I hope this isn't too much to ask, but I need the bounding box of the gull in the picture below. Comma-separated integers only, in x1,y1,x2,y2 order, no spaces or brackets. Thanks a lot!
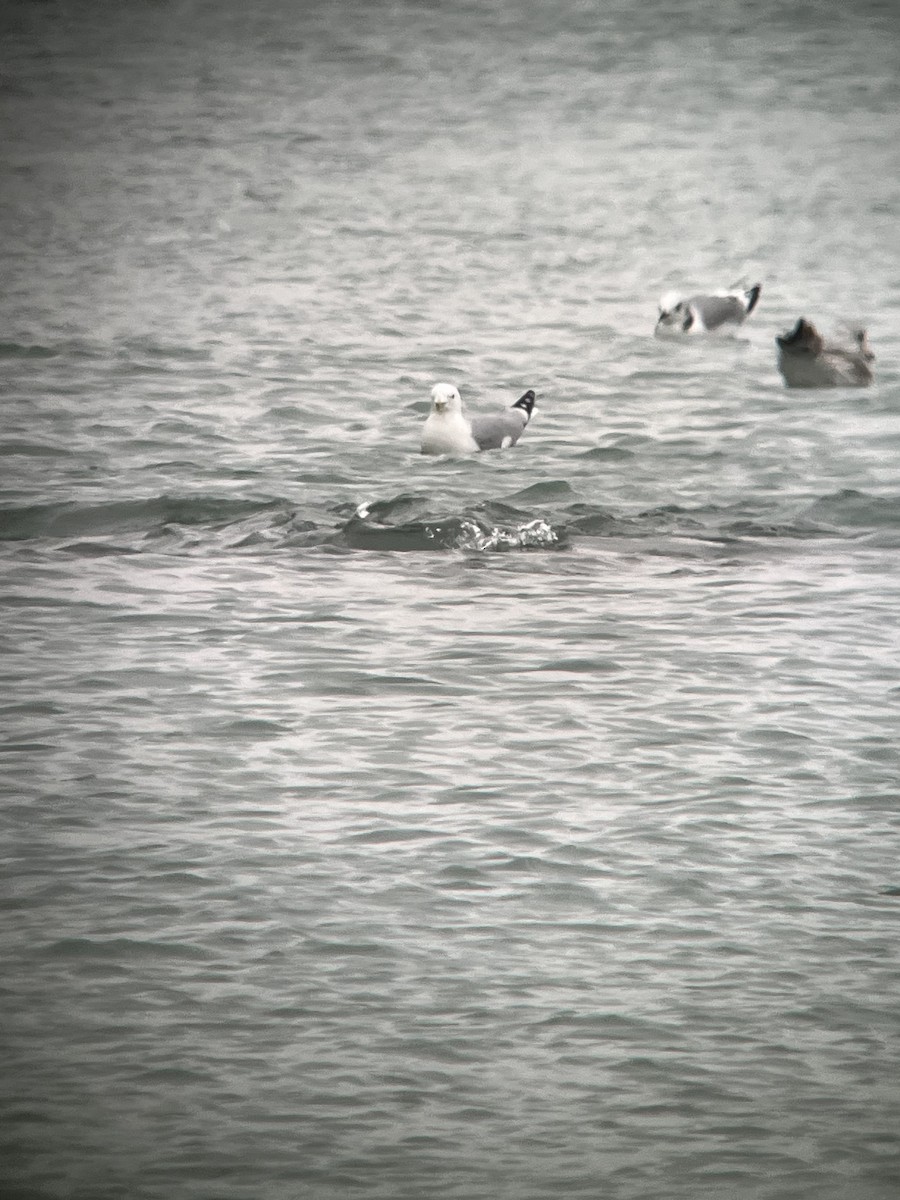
656,282,762,336
421,383,536,455
776,318,874,388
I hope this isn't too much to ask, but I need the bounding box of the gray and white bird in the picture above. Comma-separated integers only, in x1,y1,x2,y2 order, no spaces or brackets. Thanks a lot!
776,318,874,388
655,282,762,336
420,383,536,456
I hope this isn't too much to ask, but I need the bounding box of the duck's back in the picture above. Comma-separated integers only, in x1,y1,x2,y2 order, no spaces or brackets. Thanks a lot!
778,346,873,388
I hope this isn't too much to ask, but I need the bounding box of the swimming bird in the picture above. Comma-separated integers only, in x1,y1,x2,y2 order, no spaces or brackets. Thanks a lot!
656,282,762,336
776,318,874,387
420,383,536,455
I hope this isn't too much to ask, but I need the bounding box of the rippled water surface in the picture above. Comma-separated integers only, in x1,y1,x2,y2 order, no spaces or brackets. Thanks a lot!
2,1,899,1197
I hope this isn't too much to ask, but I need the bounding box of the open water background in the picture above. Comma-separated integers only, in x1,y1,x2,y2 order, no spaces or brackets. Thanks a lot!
1,1,899,1197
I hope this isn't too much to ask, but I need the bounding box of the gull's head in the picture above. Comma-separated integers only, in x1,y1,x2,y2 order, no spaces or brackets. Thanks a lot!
657,291,686,324
656,291,693,334
431,383,462,415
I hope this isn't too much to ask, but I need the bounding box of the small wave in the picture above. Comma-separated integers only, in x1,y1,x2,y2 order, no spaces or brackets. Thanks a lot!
561,497,890,545
0,338,103,360
3,487,895,557
40,936,214,963
0,341,59,359
0,495,289,544
800,489,900,530
113,336,214,370
0,440,74,458
338,493,563,552
576,445,637,462
502,480,575,504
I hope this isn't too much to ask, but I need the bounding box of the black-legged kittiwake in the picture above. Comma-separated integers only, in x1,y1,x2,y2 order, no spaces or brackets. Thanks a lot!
655,282,762,336
776,318,874,388
420,383,536,455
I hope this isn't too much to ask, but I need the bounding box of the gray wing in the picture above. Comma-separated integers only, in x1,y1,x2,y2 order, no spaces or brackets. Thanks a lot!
692,294,748,330
469,409,528,450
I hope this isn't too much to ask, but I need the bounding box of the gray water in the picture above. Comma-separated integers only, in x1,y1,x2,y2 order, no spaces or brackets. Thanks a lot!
2,1,899,1198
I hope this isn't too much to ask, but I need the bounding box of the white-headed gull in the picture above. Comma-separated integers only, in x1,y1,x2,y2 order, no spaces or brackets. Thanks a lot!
421,384,536,455
656,282,762,336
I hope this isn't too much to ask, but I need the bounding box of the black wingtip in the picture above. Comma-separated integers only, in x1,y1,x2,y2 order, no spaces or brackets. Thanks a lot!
746,283,762,315
512,389,536,418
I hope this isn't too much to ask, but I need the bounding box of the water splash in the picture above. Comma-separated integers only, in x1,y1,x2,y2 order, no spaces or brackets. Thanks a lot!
449,517,560,551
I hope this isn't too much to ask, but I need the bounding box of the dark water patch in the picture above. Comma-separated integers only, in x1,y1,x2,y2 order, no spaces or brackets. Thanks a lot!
128,439,211,457
722,518,839,540
359,672,447,693
262,403,306,422
576,444,637,462
73,668,183,692
40,936,215,963
348,826,441,845
114,337,214,366
134,1066,214,1085
236,515,318,548
0,1108,65,1129
539,1010,667,1038
0,594,108,611
503,479,575,504
563,502,620,535
304,668,451,697
800,489,900,531
0,440,73,458
561,498,867,546
0,338,118,362
337,513,458,551
58,540,141,558
564,502,719,543
215,718,292,739
0,341,57,359
435,869,492,892
0,495,289,542
533,656,623,674
144,420,231,443
0,741,56,754
0,699,59,717
305,937,395,958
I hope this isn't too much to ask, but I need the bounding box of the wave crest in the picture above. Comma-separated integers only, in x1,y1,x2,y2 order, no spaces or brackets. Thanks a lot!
338,494,562,552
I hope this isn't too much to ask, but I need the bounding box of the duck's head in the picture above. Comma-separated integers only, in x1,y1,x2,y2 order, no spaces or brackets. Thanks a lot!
777,318,824,357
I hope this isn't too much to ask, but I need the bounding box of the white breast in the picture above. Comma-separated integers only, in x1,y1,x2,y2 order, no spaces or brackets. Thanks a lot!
421,411,479,455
